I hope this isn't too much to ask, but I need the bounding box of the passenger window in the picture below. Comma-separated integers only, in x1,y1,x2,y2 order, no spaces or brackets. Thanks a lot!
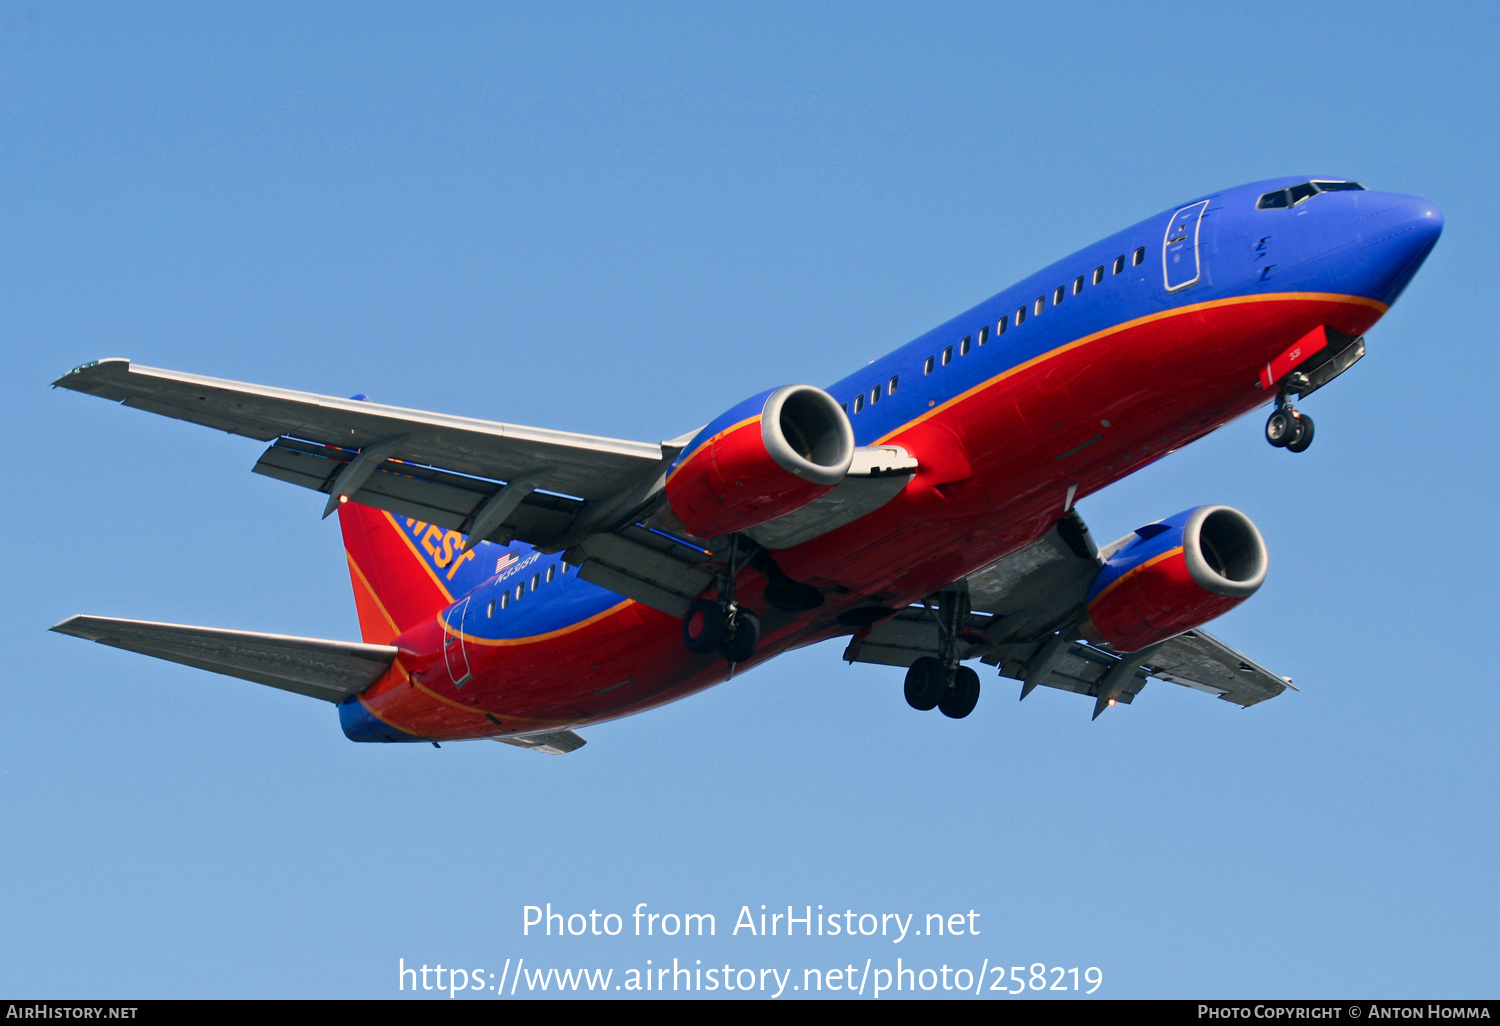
487,599,496,618
500,592,509,610
942,346,953,365
977,325,989,346
871,384,881,404
1132,246,1145,266
1093,266,1104,285
1073,276,1084,295
853,393,864,413
840,402,847,412
1034,296,1045,316
1015,306,1026,326
546,564,556,583
959,335,971,356
888,375,898,394
997,315,1008,335
1112,256,1124,274
923,356,934,375
515,584,524,601
1053,286,1065,306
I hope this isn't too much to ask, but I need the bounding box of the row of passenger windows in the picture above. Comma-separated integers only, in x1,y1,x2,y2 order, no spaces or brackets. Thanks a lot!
916,246,1146,376
838,243,1148,413
842,375,899,414
485,561,566,617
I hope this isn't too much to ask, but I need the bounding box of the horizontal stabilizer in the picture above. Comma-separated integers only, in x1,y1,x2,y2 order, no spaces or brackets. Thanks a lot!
495,730,587,755
51,615,397,703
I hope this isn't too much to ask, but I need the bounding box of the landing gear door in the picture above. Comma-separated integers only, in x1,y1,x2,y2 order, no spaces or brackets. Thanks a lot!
443,597,472,688
1163,200,1210,292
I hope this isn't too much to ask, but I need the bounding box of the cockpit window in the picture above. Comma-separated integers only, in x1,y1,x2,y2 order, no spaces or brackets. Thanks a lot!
1288,182,1318,205
1258,180,1365,210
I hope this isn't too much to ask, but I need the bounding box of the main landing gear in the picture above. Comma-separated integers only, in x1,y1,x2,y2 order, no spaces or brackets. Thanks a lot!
1265,385,1315,453
902,590,982,719
905,659,981,719
681,535,762,665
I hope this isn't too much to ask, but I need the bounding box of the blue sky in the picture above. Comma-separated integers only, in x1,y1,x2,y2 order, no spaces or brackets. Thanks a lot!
2,1,1495,999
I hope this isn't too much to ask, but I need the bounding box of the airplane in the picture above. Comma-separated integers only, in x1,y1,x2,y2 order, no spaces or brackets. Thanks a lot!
50,176,1442,754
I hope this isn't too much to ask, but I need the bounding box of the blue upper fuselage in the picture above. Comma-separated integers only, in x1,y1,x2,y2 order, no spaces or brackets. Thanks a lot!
821,176,1441,447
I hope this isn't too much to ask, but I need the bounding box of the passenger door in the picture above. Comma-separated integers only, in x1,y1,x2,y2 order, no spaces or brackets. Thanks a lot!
443,597,473,688
1163,200,1211,292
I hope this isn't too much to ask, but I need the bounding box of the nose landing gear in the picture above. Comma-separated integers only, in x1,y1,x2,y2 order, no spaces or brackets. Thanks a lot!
1265,384,1315,453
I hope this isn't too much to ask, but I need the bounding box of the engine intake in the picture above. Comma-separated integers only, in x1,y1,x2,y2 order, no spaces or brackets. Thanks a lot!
1084,505,1268,653
664,384,855,540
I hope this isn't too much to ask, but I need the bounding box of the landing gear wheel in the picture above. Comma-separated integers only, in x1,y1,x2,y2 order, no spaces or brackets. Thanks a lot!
1265,408,1296,448
682,599,727,654
939,666,981,719
1286,412,1315,453
719,610,760,663
904,657,947,711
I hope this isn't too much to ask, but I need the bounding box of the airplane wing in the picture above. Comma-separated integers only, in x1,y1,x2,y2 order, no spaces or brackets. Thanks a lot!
53,359,672,552
50,615,398,703
841,510,1292,713
53,358,725,615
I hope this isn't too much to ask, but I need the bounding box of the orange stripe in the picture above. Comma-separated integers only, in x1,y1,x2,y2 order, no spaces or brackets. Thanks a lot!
877,291,1386,445
344,551,402,639
1088,547,1184,609
663,415,761,488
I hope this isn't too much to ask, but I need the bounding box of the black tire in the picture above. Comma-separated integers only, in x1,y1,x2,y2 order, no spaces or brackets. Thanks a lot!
1265,408,1295,447
683,599,727,654
939,665,981,719
1286,412,1315,453
904,657,947,711
719,610,760,663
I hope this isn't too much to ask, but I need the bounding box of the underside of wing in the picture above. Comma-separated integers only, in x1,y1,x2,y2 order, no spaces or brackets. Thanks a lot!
51,615,398,703
54,358,673,550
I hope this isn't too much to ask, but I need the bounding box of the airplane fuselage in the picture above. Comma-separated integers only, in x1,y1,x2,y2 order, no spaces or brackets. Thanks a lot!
339,177,1441,742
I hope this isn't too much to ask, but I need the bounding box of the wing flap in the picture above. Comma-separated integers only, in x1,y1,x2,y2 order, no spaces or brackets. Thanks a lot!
51,615,397,703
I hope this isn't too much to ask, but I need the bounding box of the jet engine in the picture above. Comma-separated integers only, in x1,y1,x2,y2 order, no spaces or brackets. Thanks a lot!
1083,505,1268,653
664,384,855,540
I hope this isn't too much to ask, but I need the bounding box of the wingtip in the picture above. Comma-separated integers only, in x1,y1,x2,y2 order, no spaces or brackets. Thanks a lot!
51,357,130,390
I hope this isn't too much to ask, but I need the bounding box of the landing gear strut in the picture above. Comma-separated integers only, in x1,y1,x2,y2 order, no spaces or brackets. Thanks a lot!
902,591,982,719
681,535,762,665
1265,382,1315,453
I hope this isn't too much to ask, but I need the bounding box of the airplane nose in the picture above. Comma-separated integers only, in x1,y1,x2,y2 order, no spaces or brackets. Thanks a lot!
1358,194,1442,306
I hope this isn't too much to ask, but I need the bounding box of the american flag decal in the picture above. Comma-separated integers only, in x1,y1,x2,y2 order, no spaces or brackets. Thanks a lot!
495,552,521,574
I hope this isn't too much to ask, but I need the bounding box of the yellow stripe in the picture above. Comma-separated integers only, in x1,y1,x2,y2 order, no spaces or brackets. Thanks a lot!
664,415,762,488
876,291,1386,445
381,510,457,603
1088,546,1184,609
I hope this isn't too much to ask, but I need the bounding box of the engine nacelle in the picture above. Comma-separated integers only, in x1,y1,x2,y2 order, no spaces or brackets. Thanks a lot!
1084,505,1268,653
664,384,855,540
